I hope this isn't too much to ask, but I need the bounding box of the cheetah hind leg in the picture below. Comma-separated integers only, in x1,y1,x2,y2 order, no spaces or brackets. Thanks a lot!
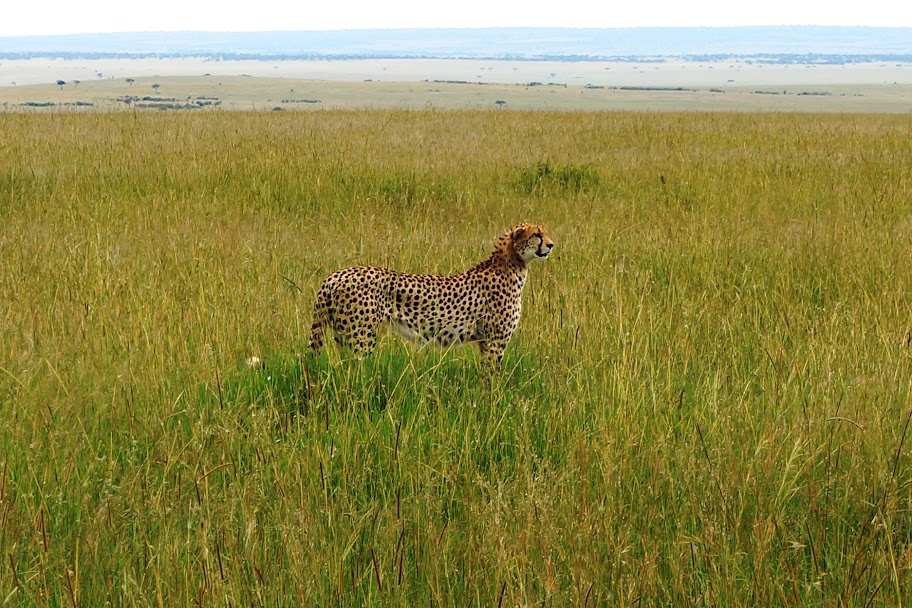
348,324,379,358
477,339,508,375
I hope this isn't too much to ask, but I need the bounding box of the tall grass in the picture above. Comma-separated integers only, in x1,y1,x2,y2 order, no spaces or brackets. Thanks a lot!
1,108,911,605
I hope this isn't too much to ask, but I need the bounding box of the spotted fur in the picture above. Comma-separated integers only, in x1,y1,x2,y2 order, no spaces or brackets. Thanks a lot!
309,223,554,369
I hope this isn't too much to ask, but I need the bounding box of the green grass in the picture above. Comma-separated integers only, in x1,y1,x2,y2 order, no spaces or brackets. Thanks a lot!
1,109,912,605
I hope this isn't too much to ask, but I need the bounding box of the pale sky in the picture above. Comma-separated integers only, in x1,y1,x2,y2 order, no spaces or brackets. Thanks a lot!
3,0,911,37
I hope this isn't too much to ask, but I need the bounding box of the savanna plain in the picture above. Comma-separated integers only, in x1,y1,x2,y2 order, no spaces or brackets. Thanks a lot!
1,107,912,606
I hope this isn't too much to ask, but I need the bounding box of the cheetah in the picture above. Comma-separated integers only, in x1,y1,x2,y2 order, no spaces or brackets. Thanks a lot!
309,223,554,369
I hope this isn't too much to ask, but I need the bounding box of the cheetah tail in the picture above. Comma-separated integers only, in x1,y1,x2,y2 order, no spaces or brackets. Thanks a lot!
309,284,332,353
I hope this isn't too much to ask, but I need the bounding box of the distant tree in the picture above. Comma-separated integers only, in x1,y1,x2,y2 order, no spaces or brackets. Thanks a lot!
72,80,80,88
495,100,506,108
152,83,160,93
126,78,135,87
56,80,65,90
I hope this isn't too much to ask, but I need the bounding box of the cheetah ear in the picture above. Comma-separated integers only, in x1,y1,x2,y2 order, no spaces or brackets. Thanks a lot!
511,226,527,242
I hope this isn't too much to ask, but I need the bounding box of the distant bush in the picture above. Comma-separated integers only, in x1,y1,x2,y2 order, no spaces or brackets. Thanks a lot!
116,95,221,110
615,86,695,92
18,101,95,108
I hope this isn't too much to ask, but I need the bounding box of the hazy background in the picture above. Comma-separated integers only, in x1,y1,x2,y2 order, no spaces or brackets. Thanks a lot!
3,27,912,58
3,0,912,36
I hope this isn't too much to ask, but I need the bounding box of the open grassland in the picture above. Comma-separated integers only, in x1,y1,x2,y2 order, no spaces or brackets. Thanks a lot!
2,74,912,113
2,109,912,605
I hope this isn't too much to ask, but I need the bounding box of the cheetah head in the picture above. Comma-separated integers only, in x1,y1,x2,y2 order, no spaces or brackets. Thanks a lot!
509,223,555,263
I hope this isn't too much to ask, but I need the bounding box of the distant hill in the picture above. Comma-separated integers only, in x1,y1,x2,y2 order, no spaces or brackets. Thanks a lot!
2,27,911,61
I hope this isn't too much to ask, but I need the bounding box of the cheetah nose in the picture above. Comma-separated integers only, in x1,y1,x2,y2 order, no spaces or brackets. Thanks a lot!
546,243,554,250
